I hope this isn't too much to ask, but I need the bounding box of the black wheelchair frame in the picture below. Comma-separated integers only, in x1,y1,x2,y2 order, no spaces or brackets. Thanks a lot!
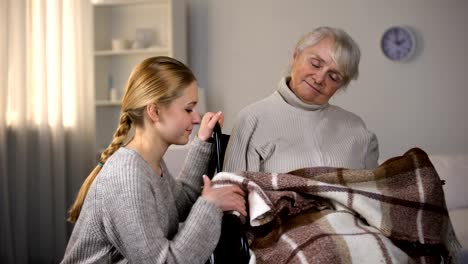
206,123,250,264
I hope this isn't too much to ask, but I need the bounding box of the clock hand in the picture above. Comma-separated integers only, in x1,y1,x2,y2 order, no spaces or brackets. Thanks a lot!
392,29,399,41
391,29,402,45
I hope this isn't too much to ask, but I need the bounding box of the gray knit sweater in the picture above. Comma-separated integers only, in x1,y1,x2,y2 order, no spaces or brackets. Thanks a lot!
223,77,379,173
61,137,222,264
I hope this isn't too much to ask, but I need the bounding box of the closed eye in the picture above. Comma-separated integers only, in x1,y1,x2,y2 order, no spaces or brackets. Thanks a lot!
328,72,343,83
329,74,338,82
185,102,197,113
310,58,321,69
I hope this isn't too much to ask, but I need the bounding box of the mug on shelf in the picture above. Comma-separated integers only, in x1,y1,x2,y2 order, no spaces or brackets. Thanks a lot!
111,39,129,51
134,28,156,49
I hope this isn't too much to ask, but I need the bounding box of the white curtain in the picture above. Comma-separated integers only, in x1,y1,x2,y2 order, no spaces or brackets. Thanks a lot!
0,0,95,262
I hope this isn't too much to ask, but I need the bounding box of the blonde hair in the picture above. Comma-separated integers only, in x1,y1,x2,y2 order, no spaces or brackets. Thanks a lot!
68,56,196,222
294,26,361,88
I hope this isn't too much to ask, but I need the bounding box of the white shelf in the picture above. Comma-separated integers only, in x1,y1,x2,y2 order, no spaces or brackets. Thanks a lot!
94,47,170,56
92,0,167,6
92,0,187,150
96,100,121,106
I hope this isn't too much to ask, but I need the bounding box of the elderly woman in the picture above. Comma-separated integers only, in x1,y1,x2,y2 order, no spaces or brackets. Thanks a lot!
223,26,379,173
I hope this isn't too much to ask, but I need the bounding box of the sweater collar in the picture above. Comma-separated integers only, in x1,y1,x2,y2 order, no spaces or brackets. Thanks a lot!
277,77,329,111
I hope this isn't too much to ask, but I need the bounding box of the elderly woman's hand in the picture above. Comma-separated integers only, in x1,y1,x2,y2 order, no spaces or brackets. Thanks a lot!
197,111,224,141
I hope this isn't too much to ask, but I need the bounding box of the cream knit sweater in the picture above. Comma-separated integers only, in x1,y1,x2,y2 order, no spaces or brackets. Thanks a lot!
223,77,379,173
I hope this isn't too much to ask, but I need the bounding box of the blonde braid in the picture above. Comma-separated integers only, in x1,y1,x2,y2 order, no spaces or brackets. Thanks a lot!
67,112,132,223
99,112,132,164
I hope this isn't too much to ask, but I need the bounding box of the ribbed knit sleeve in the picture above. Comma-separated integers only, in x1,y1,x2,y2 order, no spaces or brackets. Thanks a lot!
101,148,222,264
61,140,223,264
171,136,214,220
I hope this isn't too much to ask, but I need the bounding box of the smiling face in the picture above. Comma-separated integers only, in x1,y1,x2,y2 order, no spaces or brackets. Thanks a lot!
289,37,345,105
156,81,201,145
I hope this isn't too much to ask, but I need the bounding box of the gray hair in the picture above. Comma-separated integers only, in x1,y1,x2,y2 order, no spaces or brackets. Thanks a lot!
293,26,361,88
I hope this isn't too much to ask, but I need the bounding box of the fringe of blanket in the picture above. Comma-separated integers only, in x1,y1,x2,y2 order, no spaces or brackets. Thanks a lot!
445,221,462,264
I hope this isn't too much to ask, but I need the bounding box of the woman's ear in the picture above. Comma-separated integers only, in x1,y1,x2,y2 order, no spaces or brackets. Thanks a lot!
292,49,299,63
146,104,160,123
289,50,298,67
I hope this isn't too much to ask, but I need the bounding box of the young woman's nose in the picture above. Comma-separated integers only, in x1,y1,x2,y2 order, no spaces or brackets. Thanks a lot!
192,110,201,124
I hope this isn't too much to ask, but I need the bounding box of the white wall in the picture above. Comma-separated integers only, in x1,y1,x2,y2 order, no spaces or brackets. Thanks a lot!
188,0,468,160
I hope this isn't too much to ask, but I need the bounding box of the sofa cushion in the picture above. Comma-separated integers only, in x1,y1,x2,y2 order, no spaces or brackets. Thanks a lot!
449,208,468,262
429,155,468,210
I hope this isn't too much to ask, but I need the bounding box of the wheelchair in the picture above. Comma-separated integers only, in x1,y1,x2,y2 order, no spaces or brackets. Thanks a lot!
205,123,250,264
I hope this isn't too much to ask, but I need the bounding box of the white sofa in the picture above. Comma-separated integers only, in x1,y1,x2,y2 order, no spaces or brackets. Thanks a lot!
164,145,191,177
429,155,468,263
164,148,468,262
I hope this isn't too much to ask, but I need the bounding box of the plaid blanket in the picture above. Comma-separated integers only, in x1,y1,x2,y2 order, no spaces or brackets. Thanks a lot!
212,148,461,264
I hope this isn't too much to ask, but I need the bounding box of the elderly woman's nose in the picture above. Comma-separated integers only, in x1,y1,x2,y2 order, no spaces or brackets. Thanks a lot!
313,69,326,84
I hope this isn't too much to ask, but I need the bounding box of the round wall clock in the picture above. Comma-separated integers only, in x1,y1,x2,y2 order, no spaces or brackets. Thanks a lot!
380,26,417,61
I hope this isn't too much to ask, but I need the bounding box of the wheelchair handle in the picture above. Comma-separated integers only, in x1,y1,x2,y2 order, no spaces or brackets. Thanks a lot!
213,122,223,172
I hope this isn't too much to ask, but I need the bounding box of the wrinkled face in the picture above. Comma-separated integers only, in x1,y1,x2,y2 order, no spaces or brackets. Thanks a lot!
290,37,345,105
157,81,201,145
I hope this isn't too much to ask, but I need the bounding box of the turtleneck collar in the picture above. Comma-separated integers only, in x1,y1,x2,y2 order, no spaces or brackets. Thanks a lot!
277,77,329,111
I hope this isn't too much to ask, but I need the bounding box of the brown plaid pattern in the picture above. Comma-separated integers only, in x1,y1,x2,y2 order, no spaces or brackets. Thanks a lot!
212,148,461,264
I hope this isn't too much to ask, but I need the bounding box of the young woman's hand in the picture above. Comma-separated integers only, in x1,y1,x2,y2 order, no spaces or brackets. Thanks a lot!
201,175,247,216
197,111,224,141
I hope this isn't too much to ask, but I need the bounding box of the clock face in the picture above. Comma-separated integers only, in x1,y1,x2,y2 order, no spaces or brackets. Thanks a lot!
381,26,416,61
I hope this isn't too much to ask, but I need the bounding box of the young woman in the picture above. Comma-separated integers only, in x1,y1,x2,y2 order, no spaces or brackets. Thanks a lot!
62,56,246,264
